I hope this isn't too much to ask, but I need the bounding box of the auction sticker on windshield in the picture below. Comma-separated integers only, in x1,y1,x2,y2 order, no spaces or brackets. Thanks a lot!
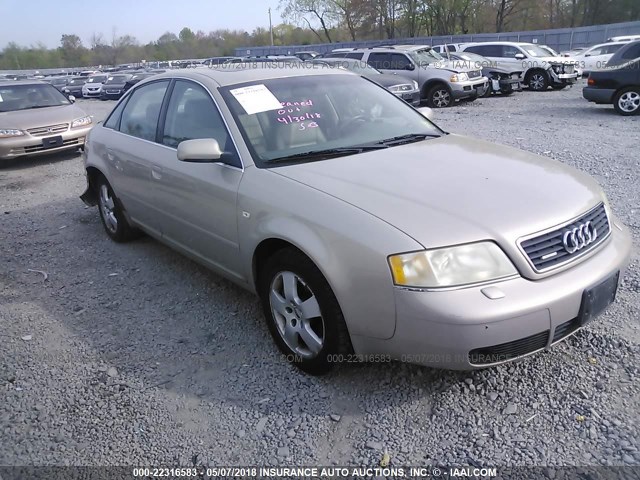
230,84,282,115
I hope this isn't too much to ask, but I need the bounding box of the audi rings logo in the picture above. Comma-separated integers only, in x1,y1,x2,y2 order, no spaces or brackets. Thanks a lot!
562,221,597,254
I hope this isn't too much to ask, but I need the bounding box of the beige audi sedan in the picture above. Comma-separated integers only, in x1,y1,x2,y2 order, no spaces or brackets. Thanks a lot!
80,67,631,374
0,80,93,160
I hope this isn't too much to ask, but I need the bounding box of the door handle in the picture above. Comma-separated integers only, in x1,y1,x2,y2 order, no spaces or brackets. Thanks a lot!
151,164,163,180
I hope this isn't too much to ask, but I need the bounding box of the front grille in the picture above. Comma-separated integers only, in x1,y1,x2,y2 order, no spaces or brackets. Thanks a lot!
519,203,610,272
27,123,69,136
468,70,482,79
469,330,550,365
24,138,79,153
564,64,575,74
106,89,121,94
552,317,580,343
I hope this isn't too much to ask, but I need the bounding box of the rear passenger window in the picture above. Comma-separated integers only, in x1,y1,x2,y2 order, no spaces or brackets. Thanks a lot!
162,80,240,167
502,45,521,58
622,44,640,59
345,52,364,60
466,45,501,57
118,81,169,142
389,54,412,69
367,52,391,69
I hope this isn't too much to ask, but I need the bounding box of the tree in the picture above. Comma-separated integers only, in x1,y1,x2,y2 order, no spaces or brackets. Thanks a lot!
280,0,337,42
179,27,196,42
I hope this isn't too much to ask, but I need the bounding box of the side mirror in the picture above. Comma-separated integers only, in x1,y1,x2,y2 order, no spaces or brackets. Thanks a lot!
404,63,415,71
68,95,76,103
584,53,591,57
514,53,526,60
417,106,434,121
177,138,223,163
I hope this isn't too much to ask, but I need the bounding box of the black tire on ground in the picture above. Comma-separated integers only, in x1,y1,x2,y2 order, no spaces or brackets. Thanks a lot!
527,70,550,91
95,175,141,242
426,84,452,108
258,247,353,375
613,87,640,116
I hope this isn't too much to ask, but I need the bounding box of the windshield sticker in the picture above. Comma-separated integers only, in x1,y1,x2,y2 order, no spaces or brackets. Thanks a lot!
276,99,322,128
0,93,3,102
230,84,282,115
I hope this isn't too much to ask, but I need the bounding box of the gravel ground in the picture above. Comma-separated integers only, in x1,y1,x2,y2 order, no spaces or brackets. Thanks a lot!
1,83,638,471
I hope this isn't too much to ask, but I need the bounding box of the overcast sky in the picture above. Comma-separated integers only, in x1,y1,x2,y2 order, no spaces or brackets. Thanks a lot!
1,0,283,49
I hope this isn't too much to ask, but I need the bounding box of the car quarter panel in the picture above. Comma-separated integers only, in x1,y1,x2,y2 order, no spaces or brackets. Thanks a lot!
237,167,423,340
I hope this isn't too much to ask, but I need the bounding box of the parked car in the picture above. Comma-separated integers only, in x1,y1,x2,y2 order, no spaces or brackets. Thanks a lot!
331,45,487,108
79,68,631,374
569,42,627,74
310,58,421,106
294,51,320,61
0,81,93,160
461,42,579,91
203,56,235,66
99,74,134,100
607,35,640,43
62,77,88,98
431,43,466,54
583,41,640,115
561,47,587,57
43,76,70,92
538,45,560,57
123,73,158,93
447,51,523,96
82,75,108,98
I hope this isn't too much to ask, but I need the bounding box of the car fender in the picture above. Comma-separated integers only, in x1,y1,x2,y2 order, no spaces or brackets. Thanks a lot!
237,168,423,340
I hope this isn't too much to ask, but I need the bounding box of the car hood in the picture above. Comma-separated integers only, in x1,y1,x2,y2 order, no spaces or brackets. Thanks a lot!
367,73,416,88
0,104,88,129
537,55,579,65
272,134,603,255
84,82,104,88
103,82,127,88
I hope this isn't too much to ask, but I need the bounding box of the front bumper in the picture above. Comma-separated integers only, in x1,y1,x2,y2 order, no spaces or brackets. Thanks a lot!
0,125,92,160
83,89,102,98
100,89,123,100
394,89,421,106
498,77,522,93
583,86,616,104
351,219,632,369
550,69,580,85
451,77,488,100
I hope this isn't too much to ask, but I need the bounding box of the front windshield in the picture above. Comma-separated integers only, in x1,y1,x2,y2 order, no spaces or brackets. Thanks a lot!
220,74,441,167
48,78,67,86
86,76,107,84
105,75,130,84
408,48,443,65
0,83,71,112
68,78,86,85
523,45,555,57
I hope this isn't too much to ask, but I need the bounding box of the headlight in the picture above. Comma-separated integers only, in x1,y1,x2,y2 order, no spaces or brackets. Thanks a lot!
450,72,469,82
71,116,92,128
388,242,517,288
0,129,25,138
388,84,409,93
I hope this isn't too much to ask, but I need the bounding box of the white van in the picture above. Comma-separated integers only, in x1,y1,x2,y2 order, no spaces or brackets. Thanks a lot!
607,35,640,43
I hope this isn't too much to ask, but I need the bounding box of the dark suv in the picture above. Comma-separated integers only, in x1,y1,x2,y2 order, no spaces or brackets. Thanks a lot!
583,41,640,116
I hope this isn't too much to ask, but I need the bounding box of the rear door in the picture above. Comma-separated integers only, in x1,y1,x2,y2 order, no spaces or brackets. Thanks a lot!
100,80,170,234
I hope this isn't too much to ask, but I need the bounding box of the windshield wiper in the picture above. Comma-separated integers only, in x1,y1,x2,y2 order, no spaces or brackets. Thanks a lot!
375,133,440,146
268,145,387,164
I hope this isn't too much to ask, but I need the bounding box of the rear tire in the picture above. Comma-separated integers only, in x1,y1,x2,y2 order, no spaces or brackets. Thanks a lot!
613,87,640,116
258,248,352,375
96,175,140,242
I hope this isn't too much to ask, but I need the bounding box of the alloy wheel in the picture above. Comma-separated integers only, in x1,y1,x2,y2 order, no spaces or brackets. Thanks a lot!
269,271,325,359
618,91,640,113
530,74,546,90
432,89,451,108
99,184,118,234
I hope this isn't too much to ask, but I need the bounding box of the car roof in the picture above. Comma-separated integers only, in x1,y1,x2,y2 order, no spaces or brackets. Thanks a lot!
0,80,48,87
586,41,628,48
145,65,352,88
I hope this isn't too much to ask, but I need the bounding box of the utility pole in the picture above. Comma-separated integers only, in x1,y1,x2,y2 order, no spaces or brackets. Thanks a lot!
269,8,274,46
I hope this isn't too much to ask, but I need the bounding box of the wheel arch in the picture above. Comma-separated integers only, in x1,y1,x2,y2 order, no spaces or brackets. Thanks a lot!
421,79,451,99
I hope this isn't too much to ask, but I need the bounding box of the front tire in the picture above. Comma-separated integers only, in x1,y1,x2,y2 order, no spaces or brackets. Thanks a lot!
258,248,352,375
527,70,549,91
426,85,452,108
96,175,140,242
613,87,640,116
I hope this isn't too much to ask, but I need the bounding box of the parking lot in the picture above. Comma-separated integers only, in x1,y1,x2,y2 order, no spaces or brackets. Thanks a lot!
1,82,638,468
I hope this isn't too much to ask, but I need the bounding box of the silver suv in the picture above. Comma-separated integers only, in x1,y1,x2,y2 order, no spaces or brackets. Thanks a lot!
461,42,579,91
327,45,488,108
